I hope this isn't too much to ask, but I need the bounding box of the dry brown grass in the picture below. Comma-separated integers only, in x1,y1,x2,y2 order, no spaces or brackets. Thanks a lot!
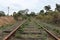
0,16,16,26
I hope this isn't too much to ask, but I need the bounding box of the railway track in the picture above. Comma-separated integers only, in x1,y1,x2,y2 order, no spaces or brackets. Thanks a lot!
2,19,60,40
37,21,60,39
34,20,60,40
2,20,27,40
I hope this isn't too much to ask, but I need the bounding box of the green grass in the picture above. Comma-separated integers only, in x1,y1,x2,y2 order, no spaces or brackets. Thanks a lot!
0,24,13,30
15,21,29,38
53,28,60,34
15,32,22,38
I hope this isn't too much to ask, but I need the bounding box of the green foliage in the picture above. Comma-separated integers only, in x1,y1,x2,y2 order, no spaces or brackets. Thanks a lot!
22,15,27,19
18,28,24,33
36,14,53,23
56,4,60,12
15,32,22,38
0,24,13,30
39,10,44,14
15,34,21,38
12,4,60,24
44,5,51,12
0,11,5,16
30,12,36,16
13,9,29,21
36,9,60,24
53,29,60,34
13,12,18,20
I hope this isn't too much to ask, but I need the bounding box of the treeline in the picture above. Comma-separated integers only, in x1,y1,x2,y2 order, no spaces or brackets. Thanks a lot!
36,4,60,24
13,9,29,20
1,3,60,24
13,9,37,21
13,4,60,24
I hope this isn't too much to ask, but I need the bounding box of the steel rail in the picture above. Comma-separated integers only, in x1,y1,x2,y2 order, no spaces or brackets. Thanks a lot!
3,20,27,40
34,21,60,40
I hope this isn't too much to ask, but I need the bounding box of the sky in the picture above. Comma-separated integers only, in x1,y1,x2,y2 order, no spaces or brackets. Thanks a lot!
0,0,60,15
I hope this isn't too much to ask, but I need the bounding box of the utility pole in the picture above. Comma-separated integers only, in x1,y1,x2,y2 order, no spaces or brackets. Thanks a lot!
7,7,9,16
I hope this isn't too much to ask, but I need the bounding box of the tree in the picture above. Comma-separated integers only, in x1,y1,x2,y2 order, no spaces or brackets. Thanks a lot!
56,4,60,12
0,11,5,16
17,10,22,16
25,9,29,14
17,9,29,16
44,5,51,12
13,12,18,20
30,12,36,16
13,12,16,16
39,10,44,14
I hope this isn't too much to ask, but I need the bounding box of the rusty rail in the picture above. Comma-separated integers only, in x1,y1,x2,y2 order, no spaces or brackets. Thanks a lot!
3,20,27,40
34,21,60,40
43,27,60,40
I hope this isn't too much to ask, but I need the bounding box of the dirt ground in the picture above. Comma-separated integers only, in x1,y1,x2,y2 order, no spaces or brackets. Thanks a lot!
0,16,16,26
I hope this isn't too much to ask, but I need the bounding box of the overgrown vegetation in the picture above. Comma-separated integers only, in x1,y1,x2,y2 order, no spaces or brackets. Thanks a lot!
12,3,60,26
0,24,13,30
15,21,29,38
36,4,60,25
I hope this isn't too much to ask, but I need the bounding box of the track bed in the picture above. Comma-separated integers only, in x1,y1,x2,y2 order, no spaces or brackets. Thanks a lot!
8,20,56,40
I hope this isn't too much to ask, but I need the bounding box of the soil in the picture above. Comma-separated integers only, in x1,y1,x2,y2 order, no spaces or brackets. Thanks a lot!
0,16,16,26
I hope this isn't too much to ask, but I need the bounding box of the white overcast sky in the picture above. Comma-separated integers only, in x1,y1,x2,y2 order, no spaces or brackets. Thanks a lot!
0,0,60,15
